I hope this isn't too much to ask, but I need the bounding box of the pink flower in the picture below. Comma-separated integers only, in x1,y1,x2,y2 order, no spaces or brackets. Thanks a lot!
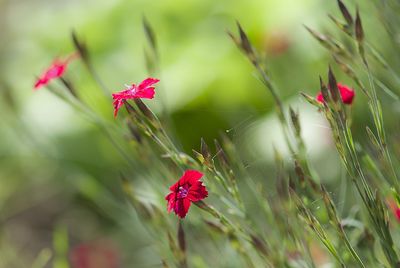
34,53,78,90
316,83,355,105
111,78,159,117
165,170,208,219
69,241,119,268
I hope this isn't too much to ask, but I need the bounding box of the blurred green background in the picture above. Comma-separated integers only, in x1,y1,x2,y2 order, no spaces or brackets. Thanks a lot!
1,0,399,267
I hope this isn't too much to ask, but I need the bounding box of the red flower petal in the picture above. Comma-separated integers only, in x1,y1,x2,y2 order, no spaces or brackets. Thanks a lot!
165,169,207,219
112,99,124,118
168,170,203,191
69,241,119,268
188,181,208,202
388,198,400,223
337,83,355,104
174,198,191,218
396,208,400,222
34,53,78,90
111,78,159,117
315,83,355,105
165,192,176,213
180,170,204,185
133,86,155,99
316,92,324,103
137,78,160,90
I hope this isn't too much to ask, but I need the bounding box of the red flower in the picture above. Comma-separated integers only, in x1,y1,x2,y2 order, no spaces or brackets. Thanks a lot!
69,241,119,268
111,78,159,117
388,198,400,223
316,83,355,105
34,53,78,90
165,170,208,218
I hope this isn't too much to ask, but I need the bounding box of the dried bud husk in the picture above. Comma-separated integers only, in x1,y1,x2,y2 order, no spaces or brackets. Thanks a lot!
127,120,143,144
201,138,211,160
71,30,89,61
59,77,78,98
355,9,364,44
161,260,170,268
178,221,186,253
250,234,269,257
356,228,375,250
237,22,254,57
134,99,160,128
124,100,138,117
294,160,306,188
194,201,220,219
274,147,288,198
288,174,296,191
333,55,356,80
328,66,340,103
289,107,301,137
204,220,227,234
167,231,180,262
366,127,380,150
328,14,349,34
337,0,353,26
142,16,157,52
200,138,213,169
304,26,332,50
304,26,347,56
320,76,330,105
214,139,229,168
0,83,16,111
227,30,241,47
321,185,340,226
300,92,321,107
192,149,205,165
144,48,157,74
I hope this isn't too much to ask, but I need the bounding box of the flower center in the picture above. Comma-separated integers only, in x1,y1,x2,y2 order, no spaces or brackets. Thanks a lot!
177,186,189,198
